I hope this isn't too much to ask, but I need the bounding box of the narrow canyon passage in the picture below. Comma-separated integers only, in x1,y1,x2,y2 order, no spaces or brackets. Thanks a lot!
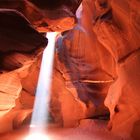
0,0,140,140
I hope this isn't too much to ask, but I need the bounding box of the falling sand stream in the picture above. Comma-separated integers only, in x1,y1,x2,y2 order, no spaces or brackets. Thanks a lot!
25,32,58,140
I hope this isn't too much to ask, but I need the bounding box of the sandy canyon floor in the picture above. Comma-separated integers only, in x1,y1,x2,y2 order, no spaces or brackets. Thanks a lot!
0,120,124,140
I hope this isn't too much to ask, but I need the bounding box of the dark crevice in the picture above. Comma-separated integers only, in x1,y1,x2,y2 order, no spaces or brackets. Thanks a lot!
118,47,140,64
87,113,110,120
95,9,112,23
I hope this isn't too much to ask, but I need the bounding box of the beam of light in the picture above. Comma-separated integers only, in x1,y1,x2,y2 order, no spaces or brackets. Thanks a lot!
30,32,58,129
24,33,59,140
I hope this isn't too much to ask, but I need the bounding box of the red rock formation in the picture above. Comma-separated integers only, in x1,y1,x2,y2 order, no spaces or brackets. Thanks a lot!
0,9,47,53
0,0,140,140
50,0,116,127
51,0,140,138
92,0,140,139
0,0,81,32
0,9,47,71
0,0,82,133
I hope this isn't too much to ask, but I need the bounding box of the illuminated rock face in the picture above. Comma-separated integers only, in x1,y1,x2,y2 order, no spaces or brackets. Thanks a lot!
51,2,116,126
0,5,45,133
0,53,41,133
52,0,140,138
92,0,140,139
0,0,81,32
0,0,140,139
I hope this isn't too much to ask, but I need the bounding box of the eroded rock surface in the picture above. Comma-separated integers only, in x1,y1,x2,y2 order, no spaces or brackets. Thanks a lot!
0,0,82,133
50,0,116,127
51,0,140,138
0,0,140,140
0,53,41,133
0,0,81,32
0,9,47,53
92,0,140,139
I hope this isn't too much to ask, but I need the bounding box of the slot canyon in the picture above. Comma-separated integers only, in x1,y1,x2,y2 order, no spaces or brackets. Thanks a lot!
0,0,140,140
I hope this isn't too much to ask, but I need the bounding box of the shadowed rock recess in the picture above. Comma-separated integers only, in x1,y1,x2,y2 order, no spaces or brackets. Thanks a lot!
0,0,140,140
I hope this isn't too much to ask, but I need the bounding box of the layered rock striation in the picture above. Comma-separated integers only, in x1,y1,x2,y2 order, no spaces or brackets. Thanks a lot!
0,0,140,140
